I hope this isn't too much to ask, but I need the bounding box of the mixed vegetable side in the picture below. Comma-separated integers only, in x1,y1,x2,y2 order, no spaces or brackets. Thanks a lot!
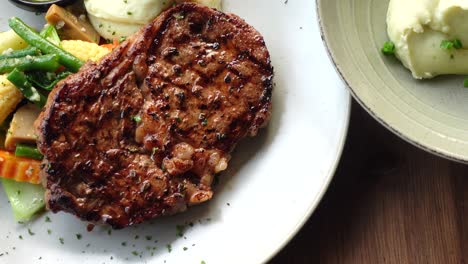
0,4,112,221
1,0,221,222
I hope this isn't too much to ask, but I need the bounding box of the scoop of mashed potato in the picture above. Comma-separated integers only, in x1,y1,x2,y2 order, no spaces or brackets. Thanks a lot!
85,0,222,40
84,0,174,40
387,0,468,79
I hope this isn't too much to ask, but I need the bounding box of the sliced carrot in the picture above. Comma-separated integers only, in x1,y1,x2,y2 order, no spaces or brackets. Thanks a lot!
0,150,41,184
101,39,119,51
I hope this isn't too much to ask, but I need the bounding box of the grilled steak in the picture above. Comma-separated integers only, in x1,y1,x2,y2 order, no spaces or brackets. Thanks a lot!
36,3,273,229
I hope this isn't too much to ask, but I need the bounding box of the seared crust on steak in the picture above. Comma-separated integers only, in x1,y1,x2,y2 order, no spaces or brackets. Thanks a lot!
36,3,273,229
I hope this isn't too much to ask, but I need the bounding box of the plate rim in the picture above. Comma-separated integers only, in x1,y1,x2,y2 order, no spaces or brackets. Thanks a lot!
316,0,468,164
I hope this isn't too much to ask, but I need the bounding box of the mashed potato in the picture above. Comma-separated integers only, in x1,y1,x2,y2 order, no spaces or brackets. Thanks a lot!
387,0,468,79
85,0,222,40
84,0,174,40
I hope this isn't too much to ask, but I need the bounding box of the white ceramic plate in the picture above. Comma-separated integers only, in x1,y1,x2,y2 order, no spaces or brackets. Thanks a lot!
0,1,350,263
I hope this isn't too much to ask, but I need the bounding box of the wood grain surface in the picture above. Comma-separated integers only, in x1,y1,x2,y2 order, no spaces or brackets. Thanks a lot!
270,100,468,264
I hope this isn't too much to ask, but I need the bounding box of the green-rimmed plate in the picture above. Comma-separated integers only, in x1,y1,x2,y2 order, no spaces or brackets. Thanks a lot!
318,0,468,162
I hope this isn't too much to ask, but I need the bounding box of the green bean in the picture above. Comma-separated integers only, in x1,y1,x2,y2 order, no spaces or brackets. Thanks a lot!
0,46,41,60
0,54,60,74
27,70,71,91
7,69,47,108
40,24,60,47
9,17,83,72
15,144,43,160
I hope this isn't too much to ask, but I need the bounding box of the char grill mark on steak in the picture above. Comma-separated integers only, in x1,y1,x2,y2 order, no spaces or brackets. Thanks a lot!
36,3,273,229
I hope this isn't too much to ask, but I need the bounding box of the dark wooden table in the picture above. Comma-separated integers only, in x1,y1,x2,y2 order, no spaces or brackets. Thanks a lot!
270,100,468,264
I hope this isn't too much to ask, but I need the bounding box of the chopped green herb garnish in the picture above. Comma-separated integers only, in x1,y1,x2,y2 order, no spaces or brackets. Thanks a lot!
381,41,395,55
132,251,139,256
18,235,23,240
201,261,206,264
45,216,51,222
146,235,152,241
76,234,82,240
28,228,35,236
59,237,64,244
183,247,188,251
173,13,185,20
441,39,463,50
464,77,468,88
47,229,52,235
108,229,112,235
166,244,172,253
441,40,454,50
176,224,186,237
132,116,142,123
121,242,127,246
